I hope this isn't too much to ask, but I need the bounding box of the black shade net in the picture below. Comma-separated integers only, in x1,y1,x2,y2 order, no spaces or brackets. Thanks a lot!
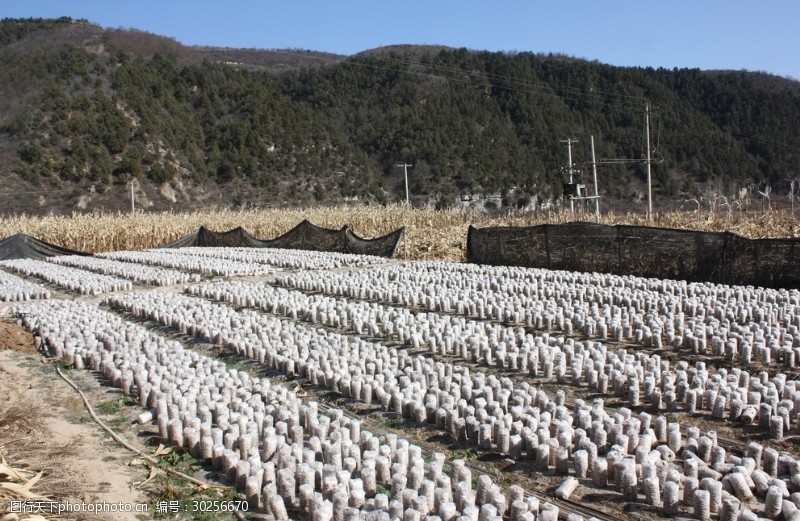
161,220,404,258
162,226,267,248
0,233,91,261
467,222,800,289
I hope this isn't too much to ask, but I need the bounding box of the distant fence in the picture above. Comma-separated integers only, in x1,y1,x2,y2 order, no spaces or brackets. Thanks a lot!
466,222,800,289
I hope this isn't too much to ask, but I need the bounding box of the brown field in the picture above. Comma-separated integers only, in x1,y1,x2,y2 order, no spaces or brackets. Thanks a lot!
1,205,798,261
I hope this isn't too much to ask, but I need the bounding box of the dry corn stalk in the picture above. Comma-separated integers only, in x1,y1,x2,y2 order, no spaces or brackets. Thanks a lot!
0,205,797,261
0,464,46,499
0,453,50,521
0,391,69,521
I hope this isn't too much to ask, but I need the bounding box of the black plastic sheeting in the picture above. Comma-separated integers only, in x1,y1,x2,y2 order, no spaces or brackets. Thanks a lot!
467,222,800,289
0,233,91,261
161,220,404,258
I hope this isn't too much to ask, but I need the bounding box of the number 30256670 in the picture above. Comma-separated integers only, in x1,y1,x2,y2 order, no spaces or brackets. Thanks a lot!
190,500,249,513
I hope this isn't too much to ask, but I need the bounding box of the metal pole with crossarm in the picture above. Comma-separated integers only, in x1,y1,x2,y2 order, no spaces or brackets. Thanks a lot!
397,163,412,205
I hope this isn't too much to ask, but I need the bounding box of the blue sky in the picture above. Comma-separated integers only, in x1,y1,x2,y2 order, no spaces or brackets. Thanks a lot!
3,1,798,80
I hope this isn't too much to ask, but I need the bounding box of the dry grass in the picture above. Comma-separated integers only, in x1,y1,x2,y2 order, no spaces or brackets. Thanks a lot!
0,205,798,261
0,397,77,518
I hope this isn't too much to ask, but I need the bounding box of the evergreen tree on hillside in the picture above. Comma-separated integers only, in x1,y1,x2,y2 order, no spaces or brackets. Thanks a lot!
0,17,798,210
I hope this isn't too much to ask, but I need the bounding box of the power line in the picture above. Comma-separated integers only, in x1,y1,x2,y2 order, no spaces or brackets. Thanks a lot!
0,188,84,194
338,52,646,109
33,17,799,152
302,51,798,159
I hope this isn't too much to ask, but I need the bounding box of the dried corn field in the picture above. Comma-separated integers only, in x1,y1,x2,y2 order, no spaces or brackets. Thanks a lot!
1,206,798,261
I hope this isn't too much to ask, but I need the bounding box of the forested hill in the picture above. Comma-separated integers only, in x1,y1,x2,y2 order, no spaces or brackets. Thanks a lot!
1,17,799,214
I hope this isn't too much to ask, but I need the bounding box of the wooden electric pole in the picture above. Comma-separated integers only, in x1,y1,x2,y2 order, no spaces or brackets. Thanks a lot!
397,163,412,205
590,135,600,223
645,101,653,220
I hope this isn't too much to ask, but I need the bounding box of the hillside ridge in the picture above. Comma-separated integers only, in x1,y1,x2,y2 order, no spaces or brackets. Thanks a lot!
0,17,798,215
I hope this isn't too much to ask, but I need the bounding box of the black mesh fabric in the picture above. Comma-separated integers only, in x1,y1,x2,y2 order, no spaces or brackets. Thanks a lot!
725,234,800,288
466,225,549,268
161,220,404,258
617,225,727,282
0,233,91,260
344,227,405,257
260,220,347,252
545,223,619,274
162,226,265,248
467,222,800,289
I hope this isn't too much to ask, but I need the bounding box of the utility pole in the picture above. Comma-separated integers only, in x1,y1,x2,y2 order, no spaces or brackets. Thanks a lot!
131,183,135,214
397,163,412,205
560,139,579,212
590,135,600,223
645,101,653,220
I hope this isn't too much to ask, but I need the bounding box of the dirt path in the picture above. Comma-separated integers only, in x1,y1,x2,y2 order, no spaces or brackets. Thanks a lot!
0,319,152,521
